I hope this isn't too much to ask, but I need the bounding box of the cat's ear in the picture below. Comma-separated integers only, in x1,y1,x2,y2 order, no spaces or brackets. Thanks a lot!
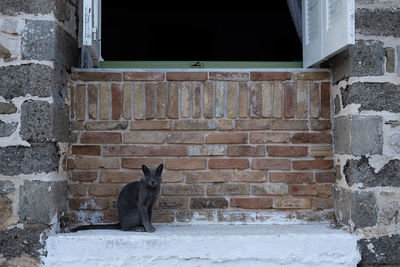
142,165,150,176
156,164,163,176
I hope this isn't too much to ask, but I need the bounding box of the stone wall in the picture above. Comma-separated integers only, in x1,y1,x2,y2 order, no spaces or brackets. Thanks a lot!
330,0,400,265
68,70,334,225
0,0,78,264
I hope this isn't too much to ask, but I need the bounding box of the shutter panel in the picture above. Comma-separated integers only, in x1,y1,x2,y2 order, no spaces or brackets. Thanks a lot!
83,0,102,66
302,0,355,67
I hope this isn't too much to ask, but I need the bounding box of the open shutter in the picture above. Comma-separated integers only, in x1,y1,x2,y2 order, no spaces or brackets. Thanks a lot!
302,0,355,67
83,0,102,66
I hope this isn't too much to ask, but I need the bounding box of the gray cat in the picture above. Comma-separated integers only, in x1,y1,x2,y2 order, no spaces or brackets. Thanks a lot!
71,164,163,232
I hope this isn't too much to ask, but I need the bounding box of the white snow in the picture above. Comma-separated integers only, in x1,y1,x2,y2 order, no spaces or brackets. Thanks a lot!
42,223,360,267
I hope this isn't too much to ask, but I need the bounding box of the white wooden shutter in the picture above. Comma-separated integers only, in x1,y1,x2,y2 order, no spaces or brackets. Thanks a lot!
83,0,102,65
302,0,355,67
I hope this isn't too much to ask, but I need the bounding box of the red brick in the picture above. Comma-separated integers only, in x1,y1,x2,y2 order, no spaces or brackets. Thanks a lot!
123,72,165,81
89,184,118,196
87,84,98,119
100,171,142,183
292,133,332,144
271,119,308,130
231,198,273,209
167,82,179,118
145,83,155,119
273,197,311,209
227,145,265,156
166,72,207,81
121,158,163,169
75,158,120,170
162,184,204,196
175,120,217,130
203,81,214,119
85,121,128,131
209,159,250,170
69,198,109,210
68,184,88,197
144,146,187,156
206,133,247,144
124,132,167,144
165,159,206,170
186,171,230,183
162,171,185,183
250,72,292,81
102,145,145,156
250,132,290,143
75,84,86,120
111,84,121,120
267,146,308,157
192,82,202,118
320,82,330,119
295,72,330,80
167,132,204,144
310,120,331,131
284,82,296,118
315,172,336,183
250,82,262,117
156,82,167,119
310,83,320,118
291,184,332,197
71,145,101,156
234,119,270,130
190,198,228,209
71,171,98,182
80,132,122,144
293,160,333,170
157,198,188,210
218,120,233,131
231,172,267,182
252,159,290,170
206,184,250,195
72,72,122,81
209,72,249,81
270,172,313,184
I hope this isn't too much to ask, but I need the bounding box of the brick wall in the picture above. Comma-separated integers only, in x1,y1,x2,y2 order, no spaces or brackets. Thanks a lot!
68,70,333,224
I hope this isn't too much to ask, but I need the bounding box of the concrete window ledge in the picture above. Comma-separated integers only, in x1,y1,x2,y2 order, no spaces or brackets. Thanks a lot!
42,224,360,267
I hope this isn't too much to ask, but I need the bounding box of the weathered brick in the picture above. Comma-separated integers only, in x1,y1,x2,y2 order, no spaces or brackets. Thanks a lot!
85,121,128,131
227,82,237,118
80,132,121,144
291,184,332,197
272,82,283,117
227,145,265,157
186,171,230,183
315,172,335,183
310,146,332,158
310,120,331,131
250,82,262,117
296,82,308,118
309,83,320,118
208,159,250,170
157,198,188,210
209,72,249,81
100,171,142,183
267,146,308,157
206,184,250,196
234,119,270,130
270,172,313,184
69,198,109,211
238,82,248,118
71,145,101,156
69,184,88,197
122,83,132,119
167,132,204,144
206,133,247,144
252,183,288,195
121,158,163,169
188,145,225,156
231,198,273,209
203,81,214,119
295,72,330,80
252,159,290,170
271,119,308,130
292,133,332,144
215,82,225,118
71,171,98,182
111,83,121,120
89,184,118,196
75,158,119,170
261,81,273,117
99,83,110,120
273,197,311,209
130,120,171,130
102,145,145,157
162,184,204,196
284,82,296,118
123,72,164,81
75,84,86,120
72,72,122,81
218,120,233,131
231,171,267,183
292,160,333,170
250,132,290,143
190,198,228,209
124,132,167,144
144,146,187,156
250,72,292,81
180,82,190,118
176,211,213,222
166,72,207,81
175,120,217,130
145,83,155,119
134,83,144,119
320,82,330,119
192,81,202,118
165,159,206,170
87,84,98,119
156,82,167,119
152,211,174,223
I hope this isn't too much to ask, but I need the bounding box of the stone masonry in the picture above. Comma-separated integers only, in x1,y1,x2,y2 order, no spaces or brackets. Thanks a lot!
68,70,334,224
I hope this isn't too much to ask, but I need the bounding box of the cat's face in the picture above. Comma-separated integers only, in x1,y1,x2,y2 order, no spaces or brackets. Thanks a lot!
142,164,163,188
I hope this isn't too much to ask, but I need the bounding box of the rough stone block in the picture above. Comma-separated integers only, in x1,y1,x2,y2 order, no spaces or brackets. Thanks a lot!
385,47,395,73
19,180,67,225
351,116,382,155
356,8,400,37
20,100,52,142
0,102,17,114
0,144,59,176
0,180,15,195
0,121,17,137
0,0,55,15
352,191,378,229
0,17,25,34
358,234,400,266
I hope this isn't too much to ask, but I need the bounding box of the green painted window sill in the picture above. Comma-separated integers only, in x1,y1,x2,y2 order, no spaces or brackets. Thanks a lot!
99,61,303,69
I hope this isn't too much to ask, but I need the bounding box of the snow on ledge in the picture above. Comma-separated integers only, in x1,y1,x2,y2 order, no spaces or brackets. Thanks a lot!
42,224,360,267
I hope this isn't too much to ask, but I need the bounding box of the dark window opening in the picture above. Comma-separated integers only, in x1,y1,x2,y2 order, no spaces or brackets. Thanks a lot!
101,2,302,62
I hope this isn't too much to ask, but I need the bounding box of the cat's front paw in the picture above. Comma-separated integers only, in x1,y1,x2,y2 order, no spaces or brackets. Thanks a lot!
146,225,156,232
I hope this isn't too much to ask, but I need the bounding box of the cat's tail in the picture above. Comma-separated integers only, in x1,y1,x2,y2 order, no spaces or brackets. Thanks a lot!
69,223,121,232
